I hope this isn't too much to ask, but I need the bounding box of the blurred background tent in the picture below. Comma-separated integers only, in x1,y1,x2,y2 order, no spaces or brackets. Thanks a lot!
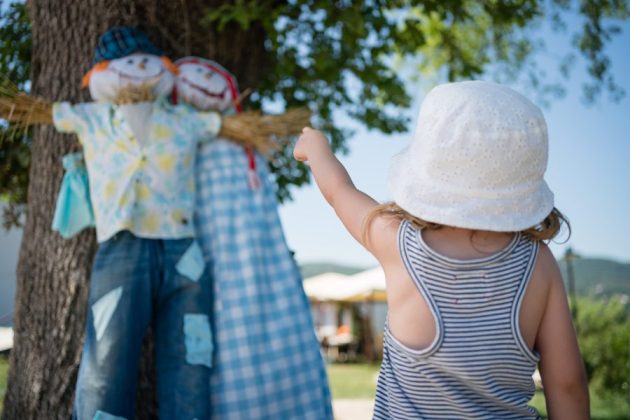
305,268,387,362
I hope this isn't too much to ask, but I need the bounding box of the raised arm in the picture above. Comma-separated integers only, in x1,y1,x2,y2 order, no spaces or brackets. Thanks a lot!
293,127,399,264
535,248,589,419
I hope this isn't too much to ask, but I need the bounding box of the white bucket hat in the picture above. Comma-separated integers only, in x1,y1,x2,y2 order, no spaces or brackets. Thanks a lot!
388,80,554,232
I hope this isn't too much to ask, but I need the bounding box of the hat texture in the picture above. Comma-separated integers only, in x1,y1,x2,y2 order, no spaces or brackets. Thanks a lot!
388,80,554,232
93,26,163,64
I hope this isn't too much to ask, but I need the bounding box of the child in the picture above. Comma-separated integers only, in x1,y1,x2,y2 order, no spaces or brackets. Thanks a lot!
294,81,589,419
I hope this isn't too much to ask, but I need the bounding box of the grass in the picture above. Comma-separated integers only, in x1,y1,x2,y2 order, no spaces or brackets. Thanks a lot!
530,389,630,420
0,358,627,418
326,363,630,419
326,362,381,399
0,355,8,412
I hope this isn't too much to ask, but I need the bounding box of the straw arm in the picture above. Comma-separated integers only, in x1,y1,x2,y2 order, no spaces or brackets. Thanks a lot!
0,95,53,127
219,108,311,155
0,88,311,155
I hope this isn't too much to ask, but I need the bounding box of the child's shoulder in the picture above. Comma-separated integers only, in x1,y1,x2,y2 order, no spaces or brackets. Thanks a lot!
368,215,405,271
523,241,561,302
533,242,562,282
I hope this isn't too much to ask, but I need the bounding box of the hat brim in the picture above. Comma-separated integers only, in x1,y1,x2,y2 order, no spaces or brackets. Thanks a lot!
387,147,555,232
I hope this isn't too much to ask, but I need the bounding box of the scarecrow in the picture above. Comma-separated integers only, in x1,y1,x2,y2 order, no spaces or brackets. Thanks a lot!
175,56,334,419
61,26,216,420
0,27,308,420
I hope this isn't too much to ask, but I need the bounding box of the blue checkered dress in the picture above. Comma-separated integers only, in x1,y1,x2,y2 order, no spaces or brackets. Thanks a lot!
195,139,333,419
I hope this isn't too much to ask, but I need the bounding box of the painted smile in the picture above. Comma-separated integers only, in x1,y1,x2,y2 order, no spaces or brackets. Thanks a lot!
112,68,165,82
180,76,228,100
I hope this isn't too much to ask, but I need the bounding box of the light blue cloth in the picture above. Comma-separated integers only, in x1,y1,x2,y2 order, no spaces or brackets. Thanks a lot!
93,410,127,420
195,139,333,419
183,313,213,368
176,241,205,282
91,286,123,341
52,152,95,239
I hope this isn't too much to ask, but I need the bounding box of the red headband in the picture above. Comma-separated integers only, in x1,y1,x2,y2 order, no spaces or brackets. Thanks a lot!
175,58,242,113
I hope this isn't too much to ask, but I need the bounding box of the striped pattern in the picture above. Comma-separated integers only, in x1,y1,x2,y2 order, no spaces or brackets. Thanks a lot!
374,221,541,419
195,139,333,419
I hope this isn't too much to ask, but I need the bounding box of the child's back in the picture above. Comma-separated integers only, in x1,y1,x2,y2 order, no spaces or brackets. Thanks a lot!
374,221,548,418
294,80,588,419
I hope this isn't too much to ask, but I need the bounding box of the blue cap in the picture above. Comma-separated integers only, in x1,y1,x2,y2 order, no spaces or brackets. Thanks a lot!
93,26,163,64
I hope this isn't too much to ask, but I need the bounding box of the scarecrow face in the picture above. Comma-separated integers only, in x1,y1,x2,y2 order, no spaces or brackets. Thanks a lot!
109,53,165,81
176,61,234,112
88,53,176,102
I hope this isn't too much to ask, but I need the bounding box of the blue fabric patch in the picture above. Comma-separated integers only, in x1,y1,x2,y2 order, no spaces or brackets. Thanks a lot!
92,286,123,341
183,314,212,368
176,241,205,282
93,410,127,420
52,152,95,239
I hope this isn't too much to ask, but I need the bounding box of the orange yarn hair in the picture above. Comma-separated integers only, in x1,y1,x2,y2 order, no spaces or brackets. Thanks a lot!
81,61,110,88
160,56,180,76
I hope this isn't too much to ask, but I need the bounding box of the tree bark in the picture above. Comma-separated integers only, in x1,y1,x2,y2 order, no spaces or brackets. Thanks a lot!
3,2,268,418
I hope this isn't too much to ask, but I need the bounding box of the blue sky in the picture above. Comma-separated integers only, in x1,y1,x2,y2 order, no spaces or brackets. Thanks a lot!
279,17,630,268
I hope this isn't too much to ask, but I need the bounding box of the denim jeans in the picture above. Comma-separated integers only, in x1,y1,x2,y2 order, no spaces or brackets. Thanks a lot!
73,231,212,420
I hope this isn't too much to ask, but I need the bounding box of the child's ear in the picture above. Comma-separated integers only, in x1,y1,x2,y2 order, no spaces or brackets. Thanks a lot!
82,61,110,88
161,57,180,75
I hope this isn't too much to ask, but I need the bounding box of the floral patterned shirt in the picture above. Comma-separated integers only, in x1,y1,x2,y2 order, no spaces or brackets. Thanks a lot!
53,98,220,242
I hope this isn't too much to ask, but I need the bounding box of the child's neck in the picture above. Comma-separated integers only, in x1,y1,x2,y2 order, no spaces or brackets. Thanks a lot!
421,226,515,261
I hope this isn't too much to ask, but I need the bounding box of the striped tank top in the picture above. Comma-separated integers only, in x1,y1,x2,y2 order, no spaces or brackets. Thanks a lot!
374,221,541,419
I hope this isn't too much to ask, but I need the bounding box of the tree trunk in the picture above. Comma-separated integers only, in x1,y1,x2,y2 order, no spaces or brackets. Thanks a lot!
3,2,268,418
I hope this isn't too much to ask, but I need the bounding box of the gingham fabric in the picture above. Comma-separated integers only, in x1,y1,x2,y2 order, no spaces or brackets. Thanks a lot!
93,26,163,64
195,139,333,419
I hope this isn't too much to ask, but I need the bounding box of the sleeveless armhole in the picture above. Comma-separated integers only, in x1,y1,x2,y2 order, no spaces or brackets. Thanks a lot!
390,220,444,358
511,239,541,364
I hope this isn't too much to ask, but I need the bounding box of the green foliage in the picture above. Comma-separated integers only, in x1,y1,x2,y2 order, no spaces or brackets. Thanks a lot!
0,1,31,228
530,388,630,419
576,297,630,401
203,0,629,200
572,0,630,102
0,1,629,216
0,1,30,86
203,0,270,31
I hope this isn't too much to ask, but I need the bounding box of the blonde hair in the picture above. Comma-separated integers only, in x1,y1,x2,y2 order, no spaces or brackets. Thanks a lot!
362,202,570,243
